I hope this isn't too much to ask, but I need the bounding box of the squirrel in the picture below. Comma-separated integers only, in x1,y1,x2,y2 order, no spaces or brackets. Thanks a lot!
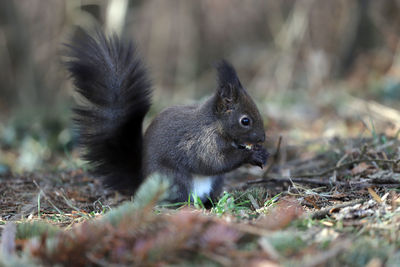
65,30,268,203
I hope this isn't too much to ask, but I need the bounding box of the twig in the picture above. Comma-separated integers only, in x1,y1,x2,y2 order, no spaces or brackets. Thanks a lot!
308,199,365,219
291,158,400,178
247,193,260,210
248,177,339,186
58,189,84,213
331,153,348,183
32,180,63,215
263,136,282,177
247,176,400,190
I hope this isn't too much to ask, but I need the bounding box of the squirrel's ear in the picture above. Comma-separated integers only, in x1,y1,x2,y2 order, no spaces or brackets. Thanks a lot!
216,84,238,112
215,60,242,113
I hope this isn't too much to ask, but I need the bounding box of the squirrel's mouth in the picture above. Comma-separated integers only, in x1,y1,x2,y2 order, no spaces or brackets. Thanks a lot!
238,143,254,150
232,141,257,151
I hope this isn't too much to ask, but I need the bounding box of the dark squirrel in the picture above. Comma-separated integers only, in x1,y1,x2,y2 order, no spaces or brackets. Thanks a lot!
65,30,268,203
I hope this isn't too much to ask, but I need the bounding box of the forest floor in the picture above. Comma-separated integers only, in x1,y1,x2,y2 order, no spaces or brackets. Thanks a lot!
1,95,400,266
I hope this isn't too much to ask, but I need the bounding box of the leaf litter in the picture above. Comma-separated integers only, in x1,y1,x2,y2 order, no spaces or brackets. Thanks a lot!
0,135,399,266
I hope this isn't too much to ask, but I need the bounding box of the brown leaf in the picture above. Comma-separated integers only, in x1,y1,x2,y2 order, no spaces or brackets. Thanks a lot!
351,162,373,175
304,195,321,209
200,223,242,249
257,198,304,230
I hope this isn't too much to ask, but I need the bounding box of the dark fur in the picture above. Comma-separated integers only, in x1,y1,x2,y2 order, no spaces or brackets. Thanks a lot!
66,31,268,202
65,31,151,192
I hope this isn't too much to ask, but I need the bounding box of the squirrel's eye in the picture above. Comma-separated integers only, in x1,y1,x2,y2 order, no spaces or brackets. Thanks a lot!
240,117,250,126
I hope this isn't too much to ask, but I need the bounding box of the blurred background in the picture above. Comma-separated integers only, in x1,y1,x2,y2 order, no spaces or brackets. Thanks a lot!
0,0,400,173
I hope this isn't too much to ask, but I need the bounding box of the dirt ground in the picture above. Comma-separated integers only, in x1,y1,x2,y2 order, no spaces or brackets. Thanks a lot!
1,129,399,266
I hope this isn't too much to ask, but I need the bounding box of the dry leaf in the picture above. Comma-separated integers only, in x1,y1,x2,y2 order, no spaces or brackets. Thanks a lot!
367,187,383,203
351,162,372,175
257,198,303,230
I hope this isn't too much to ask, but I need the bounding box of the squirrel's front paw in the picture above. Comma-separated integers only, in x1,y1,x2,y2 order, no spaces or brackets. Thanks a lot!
248,145,269,169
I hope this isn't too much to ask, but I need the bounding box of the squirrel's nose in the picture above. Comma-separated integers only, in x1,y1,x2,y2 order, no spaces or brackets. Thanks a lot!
251,131,265,143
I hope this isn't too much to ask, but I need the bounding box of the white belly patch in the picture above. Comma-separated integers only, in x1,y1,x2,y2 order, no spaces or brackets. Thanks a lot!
192,175,213,200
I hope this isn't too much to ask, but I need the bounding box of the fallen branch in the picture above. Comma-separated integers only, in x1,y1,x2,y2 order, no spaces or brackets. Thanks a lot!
291,158,400,178
308,199,365,220
247,176,400,190
247,177,338,186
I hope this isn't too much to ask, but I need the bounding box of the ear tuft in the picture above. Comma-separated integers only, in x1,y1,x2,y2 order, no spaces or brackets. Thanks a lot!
214,60,243,113
216,60,242,89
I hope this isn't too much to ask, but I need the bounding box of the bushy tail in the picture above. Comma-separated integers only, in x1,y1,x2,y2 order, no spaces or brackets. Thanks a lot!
65,30,151,193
